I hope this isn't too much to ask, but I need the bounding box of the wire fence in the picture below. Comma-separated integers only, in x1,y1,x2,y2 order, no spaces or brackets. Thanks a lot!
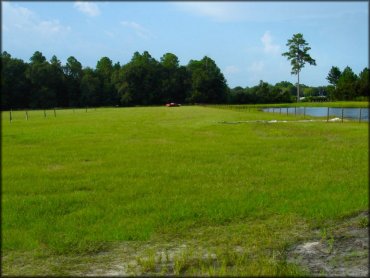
3,105,369,123
4,107,100,123
204,104,369,122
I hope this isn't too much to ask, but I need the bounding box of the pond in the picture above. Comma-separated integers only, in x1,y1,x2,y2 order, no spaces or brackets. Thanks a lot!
262,107,369,122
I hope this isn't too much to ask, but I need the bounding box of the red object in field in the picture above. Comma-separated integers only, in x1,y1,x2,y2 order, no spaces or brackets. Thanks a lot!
166,103,180,107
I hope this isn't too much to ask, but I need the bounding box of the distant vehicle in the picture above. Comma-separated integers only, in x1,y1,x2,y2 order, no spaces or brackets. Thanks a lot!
166,103,181,107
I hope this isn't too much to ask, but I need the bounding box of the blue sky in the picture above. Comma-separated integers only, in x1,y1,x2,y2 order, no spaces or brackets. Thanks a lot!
2,1,368,88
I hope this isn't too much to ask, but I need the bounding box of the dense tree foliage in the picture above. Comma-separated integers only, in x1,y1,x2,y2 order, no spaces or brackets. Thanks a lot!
229,81,296,104
64,56,83,107
326,66,341,88
326,66,368,101
1,52,30,109
26,51,59,108
159,53,190,104
1,50,368,110
80,67,100,107
357,68,369,98
186,57,228,104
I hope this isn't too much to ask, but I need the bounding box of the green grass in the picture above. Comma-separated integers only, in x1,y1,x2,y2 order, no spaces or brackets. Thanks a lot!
2,105,368,275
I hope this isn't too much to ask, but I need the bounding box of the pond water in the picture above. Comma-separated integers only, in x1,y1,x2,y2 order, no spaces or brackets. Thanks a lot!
262,107,369,122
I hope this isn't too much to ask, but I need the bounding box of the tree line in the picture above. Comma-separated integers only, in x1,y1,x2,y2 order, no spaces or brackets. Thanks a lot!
229,64,369,104
1,51,229,110
326,66,369,101
1,50,368,110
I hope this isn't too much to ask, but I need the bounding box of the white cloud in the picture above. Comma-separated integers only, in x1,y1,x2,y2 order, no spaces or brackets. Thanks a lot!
261,31,280,55
173,2,244,22
2,2,70,36
248,61,265,73
247,61,266,83
74,2,100,17
224,65,240,75
121,21,153,39
37,20,70,35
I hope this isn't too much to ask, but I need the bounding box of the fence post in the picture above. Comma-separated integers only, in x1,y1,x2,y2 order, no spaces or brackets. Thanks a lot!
341,108,344,123
303,107,306,119
359,108,362,123
9,109,12,123
326,107,329,122
26,110,29,120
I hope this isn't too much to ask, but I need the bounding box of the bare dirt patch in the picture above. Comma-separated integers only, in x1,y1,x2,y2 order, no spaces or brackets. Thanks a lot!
287,211,369,277
3,213,367,276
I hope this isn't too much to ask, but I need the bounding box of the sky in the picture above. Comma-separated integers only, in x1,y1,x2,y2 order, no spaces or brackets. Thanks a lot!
2,1,368,88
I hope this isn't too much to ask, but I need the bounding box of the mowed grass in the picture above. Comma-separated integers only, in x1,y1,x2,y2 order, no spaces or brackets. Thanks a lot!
2,106,368,275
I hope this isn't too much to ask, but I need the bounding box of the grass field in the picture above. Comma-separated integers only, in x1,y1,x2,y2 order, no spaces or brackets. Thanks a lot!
2,105,368,275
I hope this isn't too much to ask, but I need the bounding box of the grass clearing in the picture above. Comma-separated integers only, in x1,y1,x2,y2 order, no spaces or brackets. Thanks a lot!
2,105,368,275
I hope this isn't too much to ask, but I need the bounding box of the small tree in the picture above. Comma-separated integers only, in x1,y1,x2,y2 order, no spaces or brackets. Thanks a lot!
336,66,358,100
326,66,342,89
282,33,316,102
